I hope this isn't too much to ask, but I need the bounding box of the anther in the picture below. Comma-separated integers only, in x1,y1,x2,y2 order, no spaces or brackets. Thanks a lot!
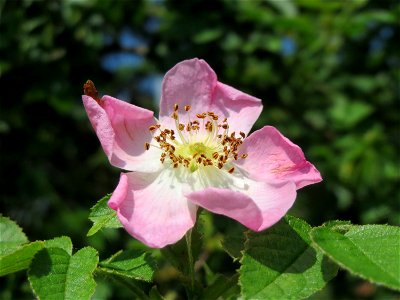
240,131,246,138
174,103,179,111
196,113,206,119
228,167,235,174
212,152,219,159
178,124,185,131
171,112,178,120
241,153,248,159
145,142,150,150
184,105,191,112
149,125,160,131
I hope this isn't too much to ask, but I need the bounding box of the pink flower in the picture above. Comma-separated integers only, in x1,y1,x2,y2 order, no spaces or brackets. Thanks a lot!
83,58,322,248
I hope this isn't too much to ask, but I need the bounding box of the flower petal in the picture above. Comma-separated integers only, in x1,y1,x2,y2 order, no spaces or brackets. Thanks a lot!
210,82,263,135
159,58,217,128
186,174,296,231
236,126,322,189
159,58,262,134
108,170,197,248
83,95,162,172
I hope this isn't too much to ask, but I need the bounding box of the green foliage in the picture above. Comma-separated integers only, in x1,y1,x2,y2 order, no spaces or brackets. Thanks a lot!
311,224,400,290
0,215,29,256
28,247,99,300
44,236,73,255
87,194,122,236
0,216,77,277
239,216,338,299
221,228,246,261
0,242,44,277
98,249,156,282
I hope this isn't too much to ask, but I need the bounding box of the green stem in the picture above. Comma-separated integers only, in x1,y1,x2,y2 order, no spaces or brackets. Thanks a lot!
185,229,196,295
95,268,150,300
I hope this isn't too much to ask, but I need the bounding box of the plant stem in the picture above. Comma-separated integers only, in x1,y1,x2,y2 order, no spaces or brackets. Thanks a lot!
185,229,196,295
95,268,150,300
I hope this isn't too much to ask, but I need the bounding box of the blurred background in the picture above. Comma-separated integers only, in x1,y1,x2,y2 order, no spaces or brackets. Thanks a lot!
0,0,399,299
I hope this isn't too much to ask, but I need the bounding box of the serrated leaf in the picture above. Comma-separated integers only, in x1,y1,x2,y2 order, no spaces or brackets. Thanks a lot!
0,241,44,276
44,236,73,255
311,224,400,290
222,229,246,261
87,194,122,236
29,247,99,300
240,215,338,300
0,236,74,277
0,215,29,256
200,274,239,300
149,286,165,300
99,249,156,282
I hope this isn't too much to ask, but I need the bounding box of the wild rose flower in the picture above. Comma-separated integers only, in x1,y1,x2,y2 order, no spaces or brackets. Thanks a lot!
83,58,322,248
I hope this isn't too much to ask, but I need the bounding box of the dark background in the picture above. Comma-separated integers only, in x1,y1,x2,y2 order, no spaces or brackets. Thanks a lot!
1,0,399,299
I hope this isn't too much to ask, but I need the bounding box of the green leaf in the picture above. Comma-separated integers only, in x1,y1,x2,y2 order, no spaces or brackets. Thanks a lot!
87,194,122,236
28,247,99,300
311,224,400,290
44,236,73,255
222,228,246,261
0,215,29,256
149,286,165,300
99,249,156,282
239,215,338,299
200,274,239,300
0,241,44,276
0,236,73,277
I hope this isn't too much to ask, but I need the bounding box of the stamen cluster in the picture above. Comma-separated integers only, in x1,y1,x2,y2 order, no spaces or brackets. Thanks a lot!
145,104,248,173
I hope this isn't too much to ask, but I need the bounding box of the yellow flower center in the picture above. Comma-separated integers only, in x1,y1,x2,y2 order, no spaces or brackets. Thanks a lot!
145,104,248,173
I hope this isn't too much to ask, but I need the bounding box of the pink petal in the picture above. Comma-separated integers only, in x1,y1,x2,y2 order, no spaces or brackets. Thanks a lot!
108,170,197,248
186,180,296,231
83,95,162,172
210,82,263,135
236,126,322,189
159,58,217,128
159,58,262,134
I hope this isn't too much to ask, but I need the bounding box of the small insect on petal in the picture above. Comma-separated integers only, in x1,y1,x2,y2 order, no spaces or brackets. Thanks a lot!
83,80,101,102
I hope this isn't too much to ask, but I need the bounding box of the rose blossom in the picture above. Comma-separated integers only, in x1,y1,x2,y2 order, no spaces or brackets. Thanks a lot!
83,58,322,248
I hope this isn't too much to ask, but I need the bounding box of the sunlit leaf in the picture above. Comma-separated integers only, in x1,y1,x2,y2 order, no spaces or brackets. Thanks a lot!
0,241,43,276
98,249,156,282
311,224,400,290
28,247,99,300
87,194,122,236
240,216,338,299
0,215,28,256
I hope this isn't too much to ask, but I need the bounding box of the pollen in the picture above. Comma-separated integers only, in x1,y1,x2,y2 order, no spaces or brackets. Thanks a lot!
147,104,248,173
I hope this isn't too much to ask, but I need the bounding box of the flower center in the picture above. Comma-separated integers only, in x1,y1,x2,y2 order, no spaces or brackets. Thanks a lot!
145,104,248,173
